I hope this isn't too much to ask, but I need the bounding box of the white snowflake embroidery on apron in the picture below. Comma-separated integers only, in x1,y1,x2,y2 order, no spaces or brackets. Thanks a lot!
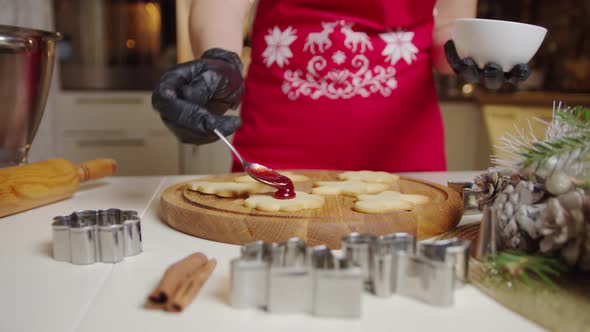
379,30,418,65
261,21,417,100
262,26,297,68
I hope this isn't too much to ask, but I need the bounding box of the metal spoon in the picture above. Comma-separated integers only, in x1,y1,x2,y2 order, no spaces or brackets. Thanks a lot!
213,129,292,189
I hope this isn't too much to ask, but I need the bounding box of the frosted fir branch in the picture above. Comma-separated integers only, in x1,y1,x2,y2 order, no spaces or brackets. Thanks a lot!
492,102,561,164
555,110,590,133
544,101,568,140
491,122,541,170
522,132,590,158
491,101,590,173
543,101,576,140
544,102,590,140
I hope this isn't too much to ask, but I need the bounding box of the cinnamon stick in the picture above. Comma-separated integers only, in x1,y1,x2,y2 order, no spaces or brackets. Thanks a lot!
148,252,208,304
165,258,217,312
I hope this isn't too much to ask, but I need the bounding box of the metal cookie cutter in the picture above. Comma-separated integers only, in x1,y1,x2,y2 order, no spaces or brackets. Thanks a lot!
230,240,278,309
267,237,311,314
340,232,470,307
341,233,375,291
368,233,416,297
230,237,363,319
52,209,142,265
448,181,480,215
395,251,456,307
417,238,471,287
395,238,470,307
310,245,363,318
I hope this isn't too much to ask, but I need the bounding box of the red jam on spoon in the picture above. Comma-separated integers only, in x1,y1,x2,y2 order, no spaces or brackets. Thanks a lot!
248,167,295,199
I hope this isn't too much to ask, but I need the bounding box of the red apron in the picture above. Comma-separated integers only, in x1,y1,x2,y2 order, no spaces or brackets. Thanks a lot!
231,0,447,172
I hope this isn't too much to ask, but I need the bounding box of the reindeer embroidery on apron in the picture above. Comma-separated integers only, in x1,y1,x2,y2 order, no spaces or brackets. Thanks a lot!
262,21,417,100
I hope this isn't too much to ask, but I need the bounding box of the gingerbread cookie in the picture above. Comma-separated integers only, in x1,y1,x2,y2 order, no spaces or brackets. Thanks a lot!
233,171,310,183
244,191,325,212
353,190,430,213
337,170,400,183
185,181,271,198
311,180,390,197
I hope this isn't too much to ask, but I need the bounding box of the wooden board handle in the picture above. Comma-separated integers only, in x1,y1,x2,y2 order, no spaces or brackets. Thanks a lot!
77,159,117,182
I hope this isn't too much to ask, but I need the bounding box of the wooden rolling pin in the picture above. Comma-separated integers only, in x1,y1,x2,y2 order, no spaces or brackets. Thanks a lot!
0,158,117,218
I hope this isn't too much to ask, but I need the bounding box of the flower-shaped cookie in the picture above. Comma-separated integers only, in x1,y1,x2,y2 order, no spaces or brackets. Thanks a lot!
244,191,325,212
337,170,400,183
233,171,310,183
353,190,430,213
311,180,390,197
186,181,270,198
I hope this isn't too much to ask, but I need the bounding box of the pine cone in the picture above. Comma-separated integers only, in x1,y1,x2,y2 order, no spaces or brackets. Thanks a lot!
525,146,590,183
493,180,545,251
579,225,590,271
473,170,526,209
539,188,590,270
473,172,507,209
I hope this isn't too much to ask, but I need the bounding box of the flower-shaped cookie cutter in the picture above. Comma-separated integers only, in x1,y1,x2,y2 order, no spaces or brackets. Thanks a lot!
52,209,143,265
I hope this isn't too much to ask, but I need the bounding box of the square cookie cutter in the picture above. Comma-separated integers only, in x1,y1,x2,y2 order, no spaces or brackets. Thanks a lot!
342,232,470,307
229,232,470,318
52,208,143,265
230,237,363,319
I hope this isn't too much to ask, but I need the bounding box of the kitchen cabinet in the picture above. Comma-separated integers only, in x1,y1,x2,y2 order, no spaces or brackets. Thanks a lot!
473,91,590,165
57,91,181,176
440,102,492,171
481,104,553,162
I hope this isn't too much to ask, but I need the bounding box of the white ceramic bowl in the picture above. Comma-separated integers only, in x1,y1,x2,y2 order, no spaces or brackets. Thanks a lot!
452,18,547,71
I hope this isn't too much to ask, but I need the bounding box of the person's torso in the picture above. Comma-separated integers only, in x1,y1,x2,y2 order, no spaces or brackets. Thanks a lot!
245,0,437,100
232,0,446,172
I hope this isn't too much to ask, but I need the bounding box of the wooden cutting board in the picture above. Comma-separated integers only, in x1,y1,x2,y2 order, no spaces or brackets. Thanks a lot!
159,170,463,249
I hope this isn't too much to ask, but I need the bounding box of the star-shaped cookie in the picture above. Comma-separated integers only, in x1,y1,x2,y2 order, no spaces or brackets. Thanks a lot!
311,180,390,196
353,190,430,213
244,191,325,212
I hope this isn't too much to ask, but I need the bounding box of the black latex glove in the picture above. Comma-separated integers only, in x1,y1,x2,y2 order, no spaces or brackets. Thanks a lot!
444,40,531,90
151,48,244,145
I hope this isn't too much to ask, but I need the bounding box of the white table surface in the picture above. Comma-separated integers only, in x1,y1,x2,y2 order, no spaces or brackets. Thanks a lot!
0,171,545,332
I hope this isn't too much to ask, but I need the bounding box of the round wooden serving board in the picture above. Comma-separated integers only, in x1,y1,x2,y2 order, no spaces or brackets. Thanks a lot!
159,170,464,249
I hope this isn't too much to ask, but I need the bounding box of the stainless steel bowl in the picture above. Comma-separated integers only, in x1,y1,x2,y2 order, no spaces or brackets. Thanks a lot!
0,25,61,167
